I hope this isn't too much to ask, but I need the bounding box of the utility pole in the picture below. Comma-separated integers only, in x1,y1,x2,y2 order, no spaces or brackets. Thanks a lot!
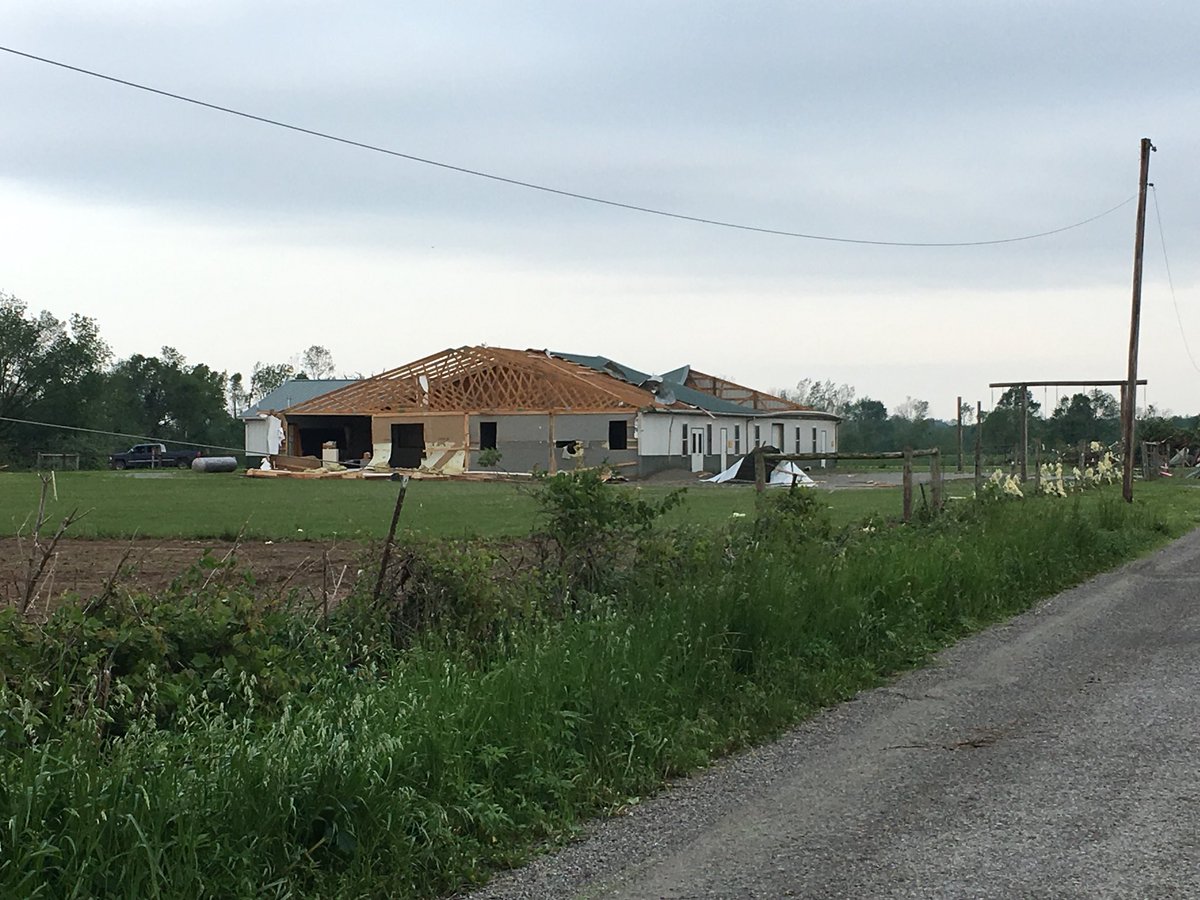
1122,137,1154,503
956,395,963,473
1020,385,1028,482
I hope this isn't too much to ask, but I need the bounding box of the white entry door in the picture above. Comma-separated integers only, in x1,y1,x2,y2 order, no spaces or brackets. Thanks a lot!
719,427,729,471
690,428,706,472
818,429,828,467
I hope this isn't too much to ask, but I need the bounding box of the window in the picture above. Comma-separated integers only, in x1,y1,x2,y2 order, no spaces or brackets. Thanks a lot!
734,425,741,454
812,427,818,452
754,425,762,448
608,419,627,450
796,427,802,453
681,424,688,457
706,424,713,454
479,421,497,451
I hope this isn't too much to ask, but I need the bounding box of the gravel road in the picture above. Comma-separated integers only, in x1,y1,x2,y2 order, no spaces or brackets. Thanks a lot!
466,530,1200,899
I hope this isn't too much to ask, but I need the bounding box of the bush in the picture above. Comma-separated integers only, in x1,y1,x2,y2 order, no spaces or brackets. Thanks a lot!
533,470,683,597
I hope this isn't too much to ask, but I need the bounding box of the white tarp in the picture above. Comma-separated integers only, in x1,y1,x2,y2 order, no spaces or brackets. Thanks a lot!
705,455,816,487
265,415,284,455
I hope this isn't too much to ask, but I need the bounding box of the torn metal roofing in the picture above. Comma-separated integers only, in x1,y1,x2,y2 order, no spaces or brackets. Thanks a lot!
552,353,818,417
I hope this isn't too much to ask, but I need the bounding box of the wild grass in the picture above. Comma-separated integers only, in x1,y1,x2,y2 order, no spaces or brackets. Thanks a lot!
2,480,1197,898
0,469,972,540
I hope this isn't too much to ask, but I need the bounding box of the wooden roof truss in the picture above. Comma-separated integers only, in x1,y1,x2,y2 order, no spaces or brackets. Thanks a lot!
285,346,657,415
684,369,807,412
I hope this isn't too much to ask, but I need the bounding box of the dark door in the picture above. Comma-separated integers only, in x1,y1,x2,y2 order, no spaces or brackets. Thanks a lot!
389,423,425,468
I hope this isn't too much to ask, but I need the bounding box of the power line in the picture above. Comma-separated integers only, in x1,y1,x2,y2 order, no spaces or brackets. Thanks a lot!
1149,186,1200,374
1,44,1135,248
0,415,246,455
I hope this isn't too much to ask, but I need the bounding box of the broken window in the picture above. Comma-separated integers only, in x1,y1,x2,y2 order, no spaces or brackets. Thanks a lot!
557,439,584,459
480,421,498,451
608,419,627,450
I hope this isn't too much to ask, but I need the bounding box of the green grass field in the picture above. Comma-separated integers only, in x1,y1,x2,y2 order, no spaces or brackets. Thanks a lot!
0,470,983,541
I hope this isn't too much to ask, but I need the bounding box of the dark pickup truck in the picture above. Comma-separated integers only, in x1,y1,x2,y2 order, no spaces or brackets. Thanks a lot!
109,443,202,470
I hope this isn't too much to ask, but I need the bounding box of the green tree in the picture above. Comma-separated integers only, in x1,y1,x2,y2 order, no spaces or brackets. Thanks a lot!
300,345,335,380
890,396,933,448
103,348,239,452
248,362,296,404
983,387,1041,457
0,293,110,464
227,372,249,417
838,397,891,451
782,378,856,415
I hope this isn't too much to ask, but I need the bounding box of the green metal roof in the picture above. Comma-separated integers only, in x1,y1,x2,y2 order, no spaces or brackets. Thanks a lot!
552,352,773,416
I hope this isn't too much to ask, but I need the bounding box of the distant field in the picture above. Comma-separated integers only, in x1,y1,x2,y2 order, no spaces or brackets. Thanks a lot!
0,470,978,541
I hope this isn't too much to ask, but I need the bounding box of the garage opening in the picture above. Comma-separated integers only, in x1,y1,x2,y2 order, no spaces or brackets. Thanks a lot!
285,415,373,462
389,423,425,468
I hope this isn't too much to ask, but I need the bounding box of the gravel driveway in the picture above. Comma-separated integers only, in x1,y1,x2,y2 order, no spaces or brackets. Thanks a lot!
466,530,1200,899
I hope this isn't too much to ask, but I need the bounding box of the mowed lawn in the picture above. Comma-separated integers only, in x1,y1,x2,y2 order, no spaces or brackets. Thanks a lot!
0,470,983,541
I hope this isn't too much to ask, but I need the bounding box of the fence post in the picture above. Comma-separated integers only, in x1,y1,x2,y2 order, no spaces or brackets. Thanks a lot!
902,448,913,523
975,401,983,495
1020,385,1028,483
930,449,942,513
754,448,766,494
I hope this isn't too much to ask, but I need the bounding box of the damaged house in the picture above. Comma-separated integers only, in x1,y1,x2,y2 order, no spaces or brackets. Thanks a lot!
240,378,358,463
278,346,839,477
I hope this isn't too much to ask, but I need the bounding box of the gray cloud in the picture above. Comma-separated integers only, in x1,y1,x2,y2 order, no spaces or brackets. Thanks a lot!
1,1,1197,412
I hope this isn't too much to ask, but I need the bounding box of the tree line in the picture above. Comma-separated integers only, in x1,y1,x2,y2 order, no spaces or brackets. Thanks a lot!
0,293,337,467
6,292,1195,470
783,379,1200,461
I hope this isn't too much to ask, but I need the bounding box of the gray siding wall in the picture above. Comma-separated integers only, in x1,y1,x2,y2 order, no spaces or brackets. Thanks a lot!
467,413,637,473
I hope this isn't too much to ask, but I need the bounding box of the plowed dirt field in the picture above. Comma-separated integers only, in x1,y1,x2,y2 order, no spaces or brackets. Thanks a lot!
1,538,363,612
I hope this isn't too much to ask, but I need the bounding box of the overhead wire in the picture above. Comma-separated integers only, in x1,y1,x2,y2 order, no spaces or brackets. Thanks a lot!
0,44,1135,248
1149,185,1200,374
0,415,248,456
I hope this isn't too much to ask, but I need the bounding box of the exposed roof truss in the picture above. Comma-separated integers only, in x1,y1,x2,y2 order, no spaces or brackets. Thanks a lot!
285,346,656,415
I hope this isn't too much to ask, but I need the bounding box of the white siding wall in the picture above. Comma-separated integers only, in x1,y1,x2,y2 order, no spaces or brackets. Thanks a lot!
637,412,753,456
244,419,269,455
637,411,840,458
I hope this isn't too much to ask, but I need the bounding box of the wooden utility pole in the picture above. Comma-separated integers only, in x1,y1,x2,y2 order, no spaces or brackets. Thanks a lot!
1019,385,1028,482
974,400,983,493
1122,137,1154,503
956,395,963,473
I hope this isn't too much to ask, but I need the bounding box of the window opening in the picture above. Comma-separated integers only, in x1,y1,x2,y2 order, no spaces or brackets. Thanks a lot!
479,421,497,451
608,419,627,450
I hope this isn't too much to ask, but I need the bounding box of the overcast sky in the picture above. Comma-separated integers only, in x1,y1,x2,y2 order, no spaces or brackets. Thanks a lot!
2,1,1197,419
